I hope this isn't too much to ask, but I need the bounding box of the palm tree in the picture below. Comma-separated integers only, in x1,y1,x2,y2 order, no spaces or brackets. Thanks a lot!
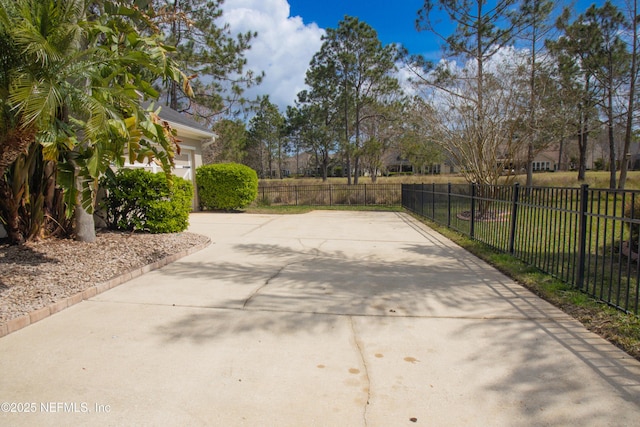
0,0,192,244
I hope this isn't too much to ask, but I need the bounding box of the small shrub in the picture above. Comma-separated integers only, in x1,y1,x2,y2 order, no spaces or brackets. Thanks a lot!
196,163,258,210
101,169,193,233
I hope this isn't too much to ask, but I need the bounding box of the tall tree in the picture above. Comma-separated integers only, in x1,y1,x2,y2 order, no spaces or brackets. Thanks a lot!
286,102,336,181
246,96,286,179
206,119,248,164
397,97,444,175
415,54,527,186
588,1,629,189
292,71,341,182
619,0,639,189
146,0,263,123
548,7,604,182
308,16,400,184
618,0,639,189
297,46,344,181
536,61,579,172
359,99,406,182
518,0,555,187
413,0,522,185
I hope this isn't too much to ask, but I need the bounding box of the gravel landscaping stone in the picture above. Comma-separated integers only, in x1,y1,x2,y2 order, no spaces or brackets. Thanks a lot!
0,231,210,326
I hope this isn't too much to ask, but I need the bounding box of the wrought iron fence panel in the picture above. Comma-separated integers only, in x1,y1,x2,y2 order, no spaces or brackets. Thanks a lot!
258,184,402,207
402,183,640,315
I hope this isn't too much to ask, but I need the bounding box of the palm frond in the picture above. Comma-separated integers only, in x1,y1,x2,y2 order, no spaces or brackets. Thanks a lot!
9,72,63,128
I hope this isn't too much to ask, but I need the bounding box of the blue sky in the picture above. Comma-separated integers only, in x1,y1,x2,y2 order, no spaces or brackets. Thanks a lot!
221,0,612,111
288,0,608,57
288,0,429,55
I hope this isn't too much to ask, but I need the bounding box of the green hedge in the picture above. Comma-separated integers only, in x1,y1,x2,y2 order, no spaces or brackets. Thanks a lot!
196,163,258,210
101,169,193,233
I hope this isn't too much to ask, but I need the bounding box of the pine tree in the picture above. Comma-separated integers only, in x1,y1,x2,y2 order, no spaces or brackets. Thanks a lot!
146,0,263,122
307,16,400,184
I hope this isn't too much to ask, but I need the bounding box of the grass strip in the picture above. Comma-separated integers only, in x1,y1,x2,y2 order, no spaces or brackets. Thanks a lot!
410,213,640,361
244,205,402,214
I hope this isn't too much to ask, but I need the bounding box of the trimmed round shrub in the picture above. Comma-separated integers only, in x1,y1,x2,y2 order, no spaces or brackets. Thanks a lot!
100,169,193,233
196,163,258,210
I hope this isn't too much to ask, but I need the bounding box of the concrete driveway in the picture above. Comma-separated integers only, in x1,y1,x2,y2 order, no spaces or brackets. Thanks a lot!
1,211,639,426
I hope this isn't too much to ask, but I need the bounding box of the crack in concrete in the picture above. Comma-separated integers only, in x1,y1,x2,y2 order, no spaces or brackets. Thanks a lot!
242,259,311,309
242,266,287,309
239,218,279,237
349,316,371,426
312,240,328,257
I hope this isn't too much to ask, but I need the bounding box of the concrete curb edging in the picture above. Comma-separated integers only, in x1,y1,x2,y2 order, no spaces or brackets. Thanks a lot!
0,237,212,339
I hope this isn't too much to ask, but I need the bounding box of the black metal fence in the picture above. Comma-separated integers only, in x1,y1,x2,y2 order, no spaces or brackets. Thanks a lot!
258,184,402,206
402,183,640,315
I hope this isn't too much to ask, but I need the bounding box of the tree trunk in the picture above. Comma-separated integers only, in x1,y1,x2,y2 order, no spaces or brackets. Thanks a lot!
353,156,360,185
322,155,329,182
74,204,96,242
476,1,485,185
558,137,565,171
168,0,181,111
0,127,36,178
0,178,25,245
526,142,534,187
526,9,538,190
0,143,46,245
277,143,282,179
578,130,588,181
607,72,616,189
619,0,638,189
73,166,96,242
43,161,57,217
344,77,352,185
607,116,616,189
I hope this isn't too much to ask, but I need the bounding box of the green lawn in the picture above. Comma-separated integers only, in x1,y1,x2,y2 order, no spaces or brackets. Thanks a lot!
410,213,640,361
260,170,640,189
406,185,640,315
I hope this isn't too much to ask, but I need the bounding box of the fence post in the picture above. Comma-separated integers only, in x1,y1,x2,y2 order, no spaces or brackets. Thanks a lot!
329,185,332,206
508,183,520,254
364,184,367,206
420,183,425,217
470,183,476,239
295,185,298,206
576,184,589,290
432,183,436,220
447,182,452,228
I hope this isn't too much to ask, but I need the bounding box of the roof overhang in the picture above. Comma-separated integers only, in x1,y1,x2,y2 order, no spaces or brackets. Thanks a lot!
166,120,216,142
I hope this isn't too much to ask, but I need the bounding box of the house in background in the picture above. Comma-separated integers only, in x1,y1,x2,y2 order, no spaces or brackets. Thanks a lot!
530,150,558,172
123,105,216,210
381,149,456,175
281,152,314,177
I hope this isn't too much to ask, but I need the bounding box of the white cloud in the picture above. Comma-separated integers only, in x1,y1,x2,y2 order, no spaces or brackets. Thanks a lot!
220,0,325,112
